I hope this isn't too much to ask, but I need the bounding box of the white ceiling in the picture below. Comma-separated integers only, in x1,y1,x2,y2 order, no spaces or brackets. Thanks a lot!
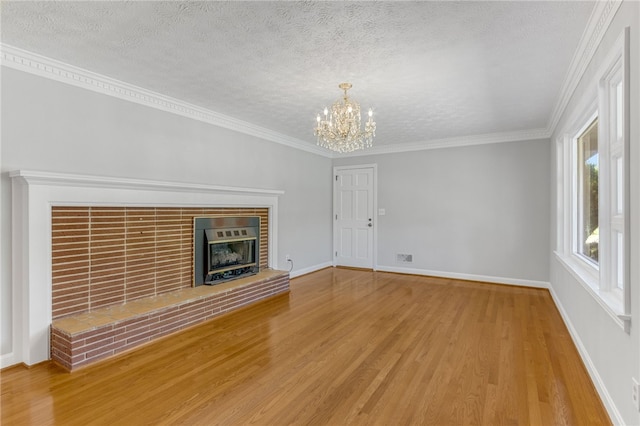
1,1,596,153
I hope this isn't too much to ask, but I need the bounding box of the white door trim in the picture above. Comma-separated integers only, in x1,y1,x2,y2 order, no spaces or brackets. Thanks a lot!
333,164,378,269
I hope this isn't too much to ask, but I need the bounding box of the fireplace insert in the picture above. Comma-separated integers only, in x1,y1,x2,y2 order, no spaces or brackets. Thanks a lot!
193,216,260,286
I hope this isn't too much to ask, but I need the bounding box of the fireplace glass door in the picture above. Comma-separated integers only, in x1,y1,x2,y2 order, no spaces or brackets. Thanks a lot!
208,239,256,279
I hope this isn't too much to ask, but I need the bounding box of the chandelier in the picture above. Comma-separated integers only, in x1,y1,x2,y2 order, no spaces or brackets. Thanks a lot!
314,83,376,153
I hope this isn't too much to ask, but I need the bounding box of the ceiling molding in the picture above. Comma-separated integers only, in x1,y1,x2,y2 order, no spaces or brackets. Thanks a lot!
336,128,551,158
0,44,553,158
1,44,332,158
546,0,622,134
1,0,611,163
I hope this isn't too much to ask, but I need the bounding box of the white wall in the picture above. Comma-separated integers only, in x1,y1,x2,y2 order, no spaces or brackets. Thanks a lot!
549,1,640,424
0,67,333,363
334,139,550,286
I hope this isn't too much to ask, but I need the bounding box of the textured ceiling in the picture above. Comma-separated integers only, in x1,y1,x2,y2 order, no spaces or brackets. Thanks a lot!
1,1,595,150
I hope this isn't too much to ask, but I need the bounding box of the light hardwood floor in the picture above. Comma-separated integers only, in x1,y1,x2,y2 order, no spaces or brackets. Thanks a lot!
1,268,610,425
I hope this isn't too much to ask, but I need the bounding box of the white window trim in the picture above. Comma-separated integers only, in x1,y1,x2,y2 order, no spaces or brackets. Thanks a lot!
554,28,630,332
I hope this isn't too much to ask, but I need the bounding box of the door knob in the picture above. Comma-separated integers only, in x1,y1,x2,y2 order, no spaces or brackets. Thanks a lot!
367,223,373,227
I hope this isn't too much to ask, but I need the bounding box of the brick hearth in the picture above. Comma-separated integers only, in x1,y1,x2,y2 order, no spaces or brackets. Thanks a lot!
51,270,289,370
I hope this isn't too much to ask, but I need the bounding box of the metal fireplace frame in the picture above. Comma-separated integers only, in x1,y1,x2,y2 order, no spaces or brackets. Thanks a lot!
193,216,260,286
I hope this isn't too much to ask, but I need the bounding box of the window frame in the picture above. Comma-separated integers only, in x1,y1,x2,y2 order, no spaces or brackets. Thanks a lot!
554,28,630,332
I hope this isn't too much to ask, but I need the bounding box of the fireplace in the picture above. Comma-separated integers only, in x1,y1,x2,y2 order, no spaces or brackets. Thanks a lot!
194,216,260,286
9,170,282,367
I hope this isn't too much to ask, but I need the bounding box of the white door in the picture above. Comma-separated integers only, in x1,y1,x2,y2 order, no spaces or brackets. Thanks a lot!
334,166,375,268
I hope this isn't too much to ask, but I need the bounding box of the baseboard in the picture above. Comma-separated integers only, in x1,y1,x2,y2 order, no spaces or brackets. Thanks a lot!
547,285,623,425
290,261,333,279
375,265,550,289
1,351,18,369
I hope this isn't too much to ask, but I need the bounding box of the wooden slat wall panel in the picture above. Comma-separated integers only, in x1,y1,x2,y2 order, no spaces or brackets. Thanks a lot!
156,208,185,295
124,208,156,303
51,207,270,319
52,208,90,318
259,214,268,268
178,208,202,292
90,208,126,309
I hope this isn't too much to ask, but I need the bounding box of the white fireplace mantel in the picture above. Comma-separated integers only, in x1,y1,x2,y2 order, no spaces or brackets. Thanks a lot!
9,170,283,366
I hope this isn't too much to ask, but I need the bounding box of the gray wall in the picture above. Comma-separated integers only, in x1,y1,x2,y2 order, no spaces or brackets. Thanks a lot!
0,67,333,359
549,1,640,424
334,139,550,284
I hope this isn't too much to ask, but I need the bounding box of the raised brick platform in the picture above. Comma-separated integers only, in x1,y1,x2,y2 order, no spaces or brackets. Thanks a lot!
51,270,289,371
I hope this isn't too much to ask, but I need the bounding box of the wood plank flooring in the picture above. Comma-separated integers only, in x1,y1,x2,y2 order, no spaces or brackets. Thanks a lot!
1,268,610,425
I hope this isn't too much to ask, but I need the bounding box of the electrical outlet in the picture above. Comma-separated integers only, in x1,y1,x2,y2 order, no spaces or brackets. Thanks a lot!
632,377,640,411
285,254,291,261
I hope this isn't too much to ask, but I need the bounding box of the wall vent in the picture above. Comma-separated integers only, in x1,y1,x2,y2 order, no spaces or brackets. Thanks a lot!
396,253,413,263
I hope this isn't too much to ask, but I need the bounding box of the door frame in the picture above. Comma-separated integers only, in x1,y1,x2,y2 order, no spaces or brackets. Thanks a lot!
333,164,378,269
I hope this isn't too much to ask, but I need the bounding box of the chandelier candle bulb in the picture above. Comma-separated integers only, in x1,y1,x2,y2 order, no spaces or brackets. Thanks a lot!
314,82,376,153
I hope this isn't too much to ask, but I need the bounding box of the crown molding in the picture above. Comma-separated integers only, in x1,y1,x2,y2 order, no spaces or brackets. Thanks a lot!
0,44,332,158
335,128,551,158
546,0,623,135
1,0,615,163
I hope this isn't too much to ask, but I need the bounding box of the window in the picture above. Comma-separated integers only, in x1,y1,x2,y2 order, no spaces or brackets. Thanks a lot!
555,28,630,331
575,118,599,265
